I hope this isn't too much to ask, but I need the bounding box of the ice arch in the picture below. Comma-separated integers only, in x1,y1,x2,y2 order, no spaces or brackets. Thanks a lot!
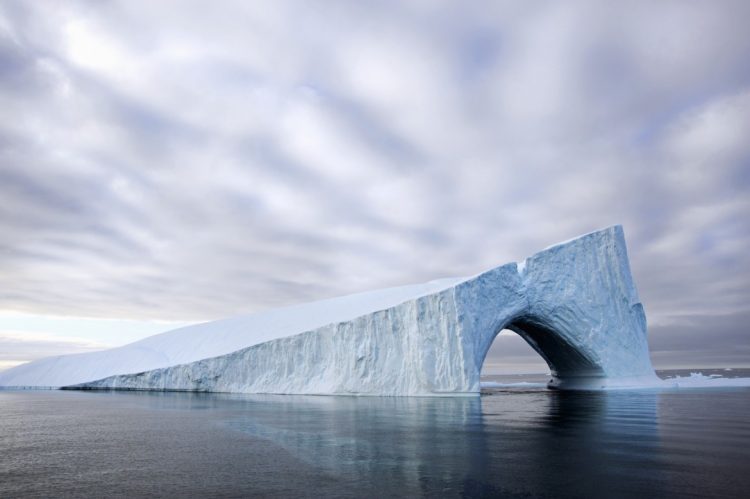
68,225,657,395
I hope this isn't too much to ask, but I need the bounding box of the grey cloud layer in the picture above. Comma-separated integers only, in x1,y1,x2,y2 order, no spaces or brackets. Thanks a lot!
1,0,749,367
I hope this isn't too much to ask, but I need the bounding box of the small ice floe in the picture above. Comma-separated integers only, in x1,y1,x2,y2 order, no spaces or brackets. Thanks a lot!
662,372,750,389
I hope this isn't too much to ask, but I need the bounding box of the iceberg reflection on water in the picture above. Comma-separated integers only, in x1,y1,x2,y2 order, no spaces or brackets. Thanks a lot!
2,380,749,497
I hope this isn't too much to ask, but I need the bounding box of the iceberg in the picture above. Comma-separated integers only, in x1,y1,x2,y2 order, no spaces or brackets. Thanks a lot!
0,225,659,395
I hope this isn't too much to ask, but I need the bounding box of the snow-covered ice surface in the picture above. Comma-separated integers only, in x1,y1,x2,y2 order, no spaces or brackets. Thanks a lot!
0,277,466,388
3,225,668,394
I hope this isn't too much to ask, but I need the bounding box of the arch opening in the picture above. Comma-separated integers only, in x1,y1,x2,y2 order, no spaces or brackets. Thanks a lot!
507,318,605,380
480,329,548,376
479,317,606,389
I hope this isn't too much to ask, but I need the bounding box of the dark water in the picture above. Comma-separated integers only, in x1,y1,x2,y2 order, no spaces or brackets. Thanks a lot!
2,372,749,498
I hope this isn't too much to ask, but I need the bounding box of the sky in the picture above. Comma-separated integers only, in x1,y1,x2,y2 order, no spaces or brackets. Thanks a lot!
1,0,749,373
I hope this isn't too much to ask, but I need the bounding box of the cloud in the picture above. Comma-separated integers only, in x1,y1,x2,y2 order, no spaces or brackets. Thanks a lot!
1,1,749,368
0,330,108,371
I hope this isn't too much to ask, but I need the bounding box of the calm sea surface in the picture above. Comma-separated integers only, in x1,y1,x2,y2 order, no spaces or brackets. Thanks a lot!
1,369,749,498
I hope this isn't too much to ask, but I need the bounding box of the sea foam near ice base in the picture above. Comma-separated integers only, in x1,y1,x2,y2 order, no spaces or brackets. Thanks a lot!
660,373,750,389
480,373,750,391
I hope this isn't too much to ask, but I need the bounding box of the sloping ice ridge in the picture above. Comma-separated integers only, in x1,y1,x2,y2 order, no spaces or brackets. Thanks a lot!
0,277,466,388
2,225,666,395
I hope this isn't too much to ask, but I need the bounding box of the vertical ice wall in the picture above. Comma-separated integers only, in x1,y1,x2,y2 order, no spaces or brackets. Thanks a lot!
70,225,657,395
454,225,656,390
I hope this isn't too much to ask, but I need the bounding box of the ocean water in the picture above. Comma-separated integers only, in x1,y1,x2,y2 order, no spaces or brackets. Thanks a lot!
1,370,749,498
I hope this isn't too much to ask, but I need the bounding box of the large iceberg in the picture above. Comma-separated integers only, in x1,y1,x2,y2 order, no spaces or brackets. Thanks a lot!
0,226,658,394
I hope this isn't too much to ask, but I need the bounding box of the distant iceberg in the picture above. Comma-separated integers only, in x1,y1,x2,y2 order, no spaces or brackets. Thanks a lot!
1,225,660,395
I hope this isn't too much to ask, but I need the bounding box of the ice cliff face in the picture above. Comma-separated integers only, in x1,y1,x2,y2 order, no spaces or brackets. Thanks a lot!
54,225,657,395
0,277,465,388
